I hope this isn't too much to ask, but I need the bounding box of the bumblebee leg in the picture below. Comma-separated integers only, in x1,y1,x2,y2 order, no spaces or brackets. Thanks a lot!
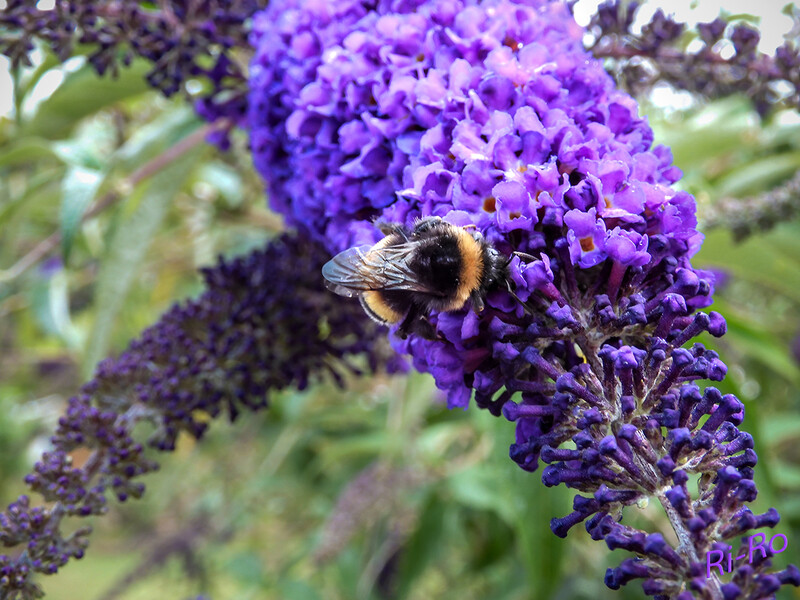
468,228,484,243
409,316,439,340
396,306,439,340
471,291,485,312
396,306,420,339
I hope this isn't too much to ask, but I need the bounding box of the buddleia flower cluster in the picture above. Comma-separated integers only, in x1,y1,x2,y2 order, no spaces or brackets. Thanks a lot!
247,0,799,597
0,233,398,599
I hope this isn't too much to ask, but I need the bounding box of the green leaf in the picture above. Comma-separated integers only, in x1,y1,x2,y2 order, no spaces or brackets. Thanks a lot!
28,269,82,348
653,96,756,168
512,470,567,600
82,147,202,375
13,51,62,106
51,117,118,171
714,151,800,197
719,309,800,385
447,466,517,525
758,224,800,261
316,432,396,465
0,137,59,168
22,60,152,139
0,167,63,229
200,161,245,208
760,116,800,149
697,228,800,305
769,461,800,489
759,413,800,443
60,165,103,263
395,495,446,599
224,551,267,586
278,579,322,600
114,105,201,169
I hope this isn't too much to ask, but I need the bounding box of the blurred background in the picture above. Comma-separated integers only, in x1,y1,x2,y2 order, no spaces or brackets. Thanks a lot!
1,1,799,599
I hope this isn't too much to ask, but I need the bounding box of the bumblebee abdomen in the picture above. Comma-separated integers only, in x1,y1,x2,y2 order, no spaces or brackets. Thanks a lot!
360,290,406,325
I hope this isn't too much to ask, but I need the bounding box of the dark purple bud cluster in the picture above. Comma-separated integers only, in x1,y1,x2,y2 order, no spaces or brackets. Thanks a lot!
586,1,800,116
0,232,399,599
700,170,800,241
0,0,266,138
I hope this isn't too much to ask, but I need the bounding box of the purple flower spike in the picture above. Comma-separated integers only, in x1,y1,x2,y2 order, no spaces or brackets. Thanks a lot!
0,232,399,597
244,0,797,597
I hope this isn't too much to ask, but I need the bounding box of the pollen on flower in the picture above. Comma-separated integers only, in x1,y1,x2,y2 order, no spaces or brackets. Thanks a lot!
503,35,521,51
483,197,497,212
579,236,595,252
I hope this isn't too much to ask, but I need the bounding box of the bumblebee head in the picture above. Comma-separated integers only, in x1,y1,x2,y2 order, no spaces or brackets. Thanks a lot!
481,246,508,291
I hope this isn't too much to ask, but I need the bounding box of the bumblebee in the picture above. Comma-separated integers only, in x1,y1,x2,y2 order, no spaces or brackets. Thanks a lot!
322,217,508,338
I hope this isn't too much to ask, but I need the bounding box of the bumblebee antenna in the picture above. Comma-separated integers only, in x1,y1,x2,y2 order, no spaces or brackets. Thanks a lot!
505,278,536,316
512,251,538,262
503,251,538,268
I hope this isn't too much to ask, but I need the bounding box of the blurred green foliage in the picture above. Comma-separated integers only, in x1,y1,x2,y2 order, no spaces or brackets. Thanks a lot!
1,42,800,600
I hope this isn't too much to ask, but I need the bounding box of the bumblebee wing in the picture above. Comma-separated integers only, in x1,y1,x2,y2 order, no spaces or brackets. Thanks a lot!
322,245,376,297
322,243,438,296
369,244,440,293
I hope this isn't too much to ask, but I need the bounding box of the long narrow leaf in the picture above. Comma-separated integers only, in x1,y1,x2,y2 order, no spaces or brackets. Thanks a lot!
82,148,202,375
22,61,151,139
60,165,102,262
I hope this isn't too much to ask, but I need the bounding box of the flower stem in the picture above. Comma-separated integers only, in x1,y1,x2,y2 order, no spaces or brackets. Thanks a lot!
656,489,724,599
0,120,229,283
